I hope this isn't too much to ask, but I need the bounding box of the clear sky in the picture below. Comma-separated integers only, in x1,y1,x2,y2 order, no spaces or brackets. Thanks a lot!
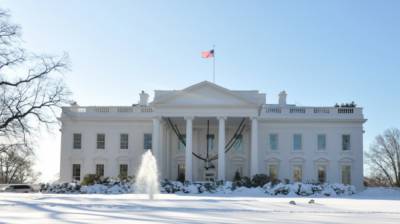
2,0,400,182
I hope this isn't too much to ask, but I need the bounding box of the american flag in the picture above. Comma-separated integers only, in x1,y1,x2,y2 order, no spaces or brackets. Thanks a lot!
201,49,214,58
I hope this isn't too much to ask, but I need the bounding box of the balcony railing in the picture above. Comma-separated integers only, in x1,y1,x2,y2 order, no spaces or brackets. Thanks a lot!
63,106,153,114
262,105,363,119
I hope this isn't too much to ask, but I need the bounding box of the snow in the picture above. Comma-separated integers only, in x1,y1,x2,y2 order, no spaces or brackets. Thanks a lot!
0,187,400,223
42,181,357,196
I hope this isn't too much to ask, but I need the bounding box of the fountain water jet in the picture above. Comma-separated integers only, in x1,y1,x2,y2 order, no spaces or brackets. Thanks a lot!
135,150,159,200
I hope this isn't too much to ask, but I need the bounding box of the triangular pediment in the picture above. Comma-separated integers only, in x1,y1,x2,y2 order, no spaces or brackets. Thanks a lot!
152,81,260,107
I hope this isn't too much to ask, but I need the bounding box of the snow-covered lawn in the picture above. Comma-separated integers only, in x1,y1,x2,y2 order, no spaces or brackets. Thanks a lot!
0,188,400,224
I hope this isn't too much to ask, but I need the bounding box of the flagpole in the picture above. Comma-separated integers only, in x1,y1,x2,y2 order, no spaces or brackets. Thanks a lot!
212,45,215,83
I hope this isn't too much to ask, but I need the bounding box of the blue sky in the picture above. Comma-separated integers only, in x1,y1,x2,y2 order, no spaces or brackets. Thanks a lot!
2,0,400,181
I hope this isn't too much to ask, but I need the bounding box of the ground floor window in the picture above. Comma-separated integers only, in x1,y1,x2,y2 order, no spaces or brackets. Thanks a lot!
341,165,351,185
96,164,104,177
236,166,243,176
177,163,185,182
119,164,128,179
317,165,327,183
233,166,243,181
72,164,81,181
293,165,303,182
144,133,152,150
268,164,278,180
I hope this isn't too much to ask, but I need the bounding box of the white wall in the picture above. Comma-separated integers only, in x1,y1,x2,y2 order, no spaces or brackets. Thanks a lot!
60,118,364,190
257,121,364,190
59,120,152,182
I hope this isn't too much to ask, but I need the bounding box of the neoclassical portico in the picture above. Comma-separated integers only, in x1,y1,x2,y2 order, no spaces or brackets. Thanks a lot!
150,81,265,181
151,115,259,182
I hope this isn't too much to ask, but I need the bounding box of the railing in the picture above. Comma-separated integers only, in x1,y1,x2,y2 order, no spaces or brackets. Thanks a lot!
262,105,362,118
63,106,154,114
290,107,306,114
314,108,330,114
337,108,354,114
266,107,281,113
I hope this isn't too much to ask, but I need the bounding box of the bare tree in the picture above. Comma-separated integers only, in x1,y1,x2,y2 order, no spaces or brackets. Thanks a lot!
0,8,70,182
0,8,69,148
366,128,400,187
0,145,39,184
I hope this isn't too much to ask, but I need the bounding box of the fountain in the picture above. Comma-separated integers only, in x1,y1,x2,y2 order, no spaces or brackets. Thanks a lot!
135,150,159,200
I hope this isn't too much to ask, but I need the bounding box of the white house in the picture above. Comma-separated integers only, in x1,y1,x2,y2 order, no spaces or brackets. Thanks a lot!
59,81,366,190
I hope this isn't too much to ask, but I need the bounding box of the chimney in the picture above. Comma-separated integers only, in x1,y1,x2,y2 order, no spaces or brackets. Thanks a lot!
70,101,79,107
139,90,149,106
279,91,287,105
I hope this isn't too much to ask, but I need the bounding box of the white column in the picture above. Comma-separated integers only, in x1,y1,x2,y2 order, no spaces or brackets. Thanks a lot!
158,120,164,177
218,116,226,181
250,117,259,176
166,126,172,180
152,117,160,160
185,116,193,182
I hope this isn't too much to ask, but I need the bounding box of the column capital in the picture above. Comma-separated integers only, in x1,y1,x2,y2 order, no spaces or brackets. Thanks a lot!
152,116,162,121
184,116,194,121
250,116,259,121
217,116,227,121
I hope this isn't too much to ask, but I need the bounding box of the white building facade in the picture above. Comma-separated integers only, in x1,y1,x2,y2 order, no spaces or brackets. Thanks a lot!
59,81,366,190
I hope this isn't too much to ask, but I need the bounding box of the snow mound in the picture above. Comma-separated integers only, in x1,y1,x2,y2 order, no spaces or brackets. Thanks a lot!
41,180,357,196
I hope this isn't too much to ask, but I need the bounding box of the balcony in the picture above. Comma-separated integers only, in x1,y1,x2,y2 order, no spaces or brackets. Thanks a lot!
62,106,154,119
261,105,364,121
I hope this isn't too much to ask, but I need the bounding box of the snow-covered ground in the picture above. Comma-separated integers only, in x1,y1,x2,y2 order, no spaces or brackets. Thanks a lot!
0,188,400,224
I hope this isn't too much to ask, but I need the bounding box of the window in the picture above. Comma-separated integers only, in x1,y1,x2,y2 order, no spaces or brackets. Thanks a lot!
120,134,129,149
72,164,81,181
341,165,351,185
177,163,185,180
317,165,327,183
178,135,186,152
269,164,278,180
233,134,243,152
293,165,303,182
97,134,105,149
317,134,326,151
73,133,81,149
119,164,128,179
144,133,152,150
235,166,243,177
96,164,104,177
293,134,302,150
342,135,351,151
269,134,278,150
207,134,215,151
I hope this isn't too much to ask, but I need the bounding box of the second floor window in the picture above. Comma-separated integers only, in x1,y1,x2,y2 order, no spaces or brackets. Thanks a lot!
120,134,129,149
144,133,152,150
97,134,105,149
293,134,302,151
269,134,278,150
207,134,215,151
73,133,81,149
342,135,351,151
178,134,186,152
317,134,326,151
233,134,243,152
